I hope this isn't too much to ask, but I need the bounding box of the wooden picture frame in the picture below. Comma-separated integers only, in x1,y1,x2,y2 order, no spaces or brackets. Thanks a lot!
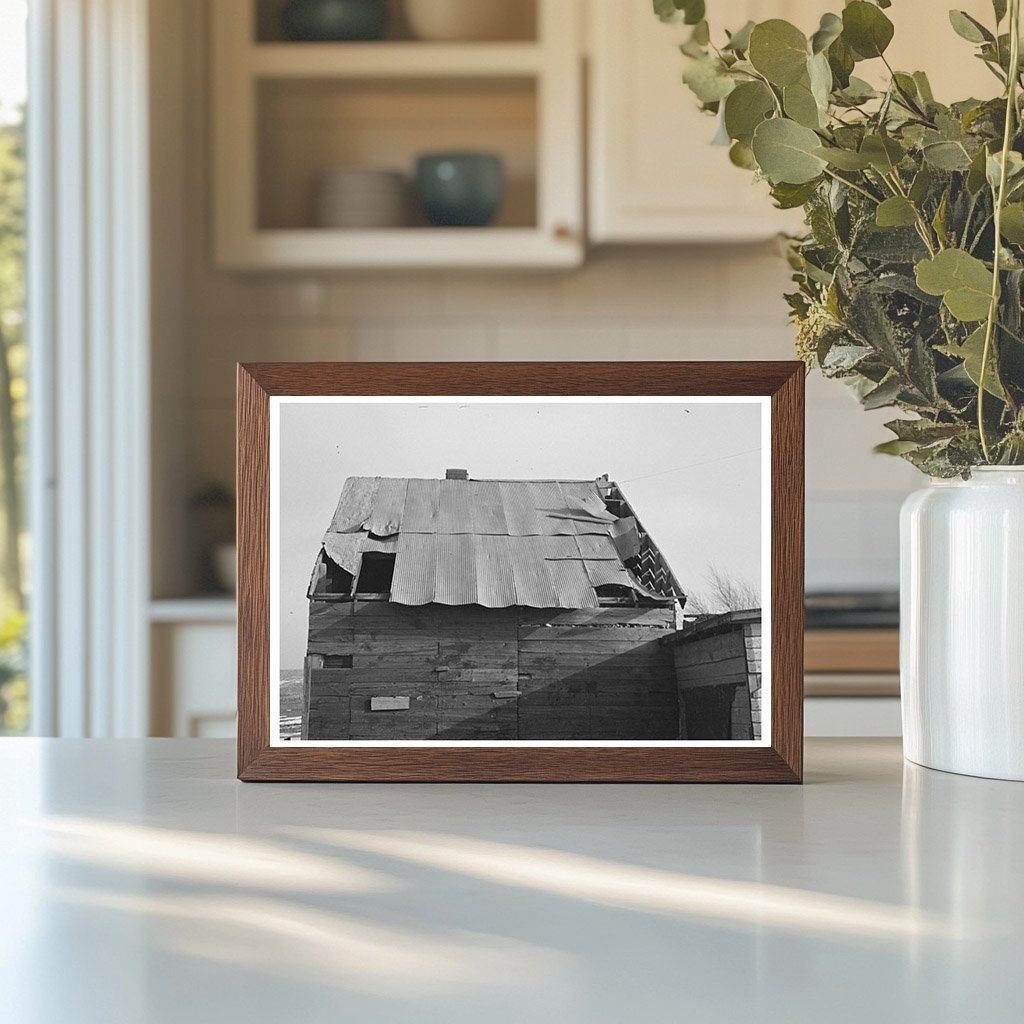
237,362,804,782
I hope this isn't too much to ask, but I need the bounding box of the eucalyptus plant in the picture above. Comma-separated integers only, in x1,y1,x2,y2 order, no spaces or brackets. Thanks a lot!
657,0,1024,475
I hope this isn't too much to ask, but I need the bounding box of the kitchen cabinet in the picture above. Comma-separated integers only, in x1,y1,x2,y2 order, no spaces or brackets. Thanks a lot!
587,0,813,243
211,0,583,269
586,0,998,244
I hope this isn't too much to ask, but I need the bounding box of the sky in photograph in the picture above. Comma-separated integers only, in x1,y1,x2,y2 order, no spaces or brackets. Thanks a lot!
277,399,763,668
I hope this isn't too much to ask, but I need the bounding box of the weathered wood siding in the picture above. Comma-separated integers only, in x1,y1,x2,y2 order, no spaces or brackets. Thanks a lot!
669,614,763,741
304,601,678,740
743,622,762,741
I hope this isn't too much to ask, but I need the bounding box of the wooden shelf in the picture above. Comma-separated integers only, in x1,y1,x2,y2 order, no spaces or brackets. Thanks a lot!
249,42,544,79
805,629,900,675
218,226,580,270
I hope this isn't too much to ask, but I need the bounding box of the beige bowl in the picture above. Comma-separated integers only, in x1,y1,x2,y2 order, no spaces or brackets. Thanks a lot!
315,168,408,228
403,0,535,41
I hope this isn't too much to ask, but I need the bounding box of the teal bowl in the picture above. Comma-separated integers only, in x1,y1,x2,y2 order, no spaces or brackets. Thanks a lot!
281,0,388,42
415,152,505,228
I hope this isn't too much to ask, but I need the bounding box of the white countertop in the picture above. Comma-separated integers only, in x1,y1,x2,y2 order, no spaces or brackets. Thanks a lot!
0,738,1020,1023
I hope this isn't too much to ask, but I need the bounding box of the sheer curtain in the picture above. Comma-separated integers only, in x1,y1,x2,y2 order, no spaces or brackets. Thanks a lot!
28,0,150,736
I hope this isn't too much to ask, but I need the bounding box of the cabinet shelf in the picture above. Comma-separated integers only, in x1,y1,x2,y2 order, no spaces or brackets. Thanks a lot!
249,42,544,79
212,0,582,269
218,226,579,270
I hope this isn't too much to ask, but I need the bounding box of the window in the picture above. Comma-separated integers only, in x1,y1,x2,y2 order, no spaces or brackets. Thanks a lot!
356,553,395,595
0,0,27,735
323,557,353,596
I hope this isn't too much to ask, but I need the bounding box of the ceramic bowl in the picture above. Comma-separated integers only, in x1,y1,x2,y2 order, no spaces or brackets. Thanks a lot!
281,0,388,42
316,168,407,228
415,152,504,228
403,0,534,42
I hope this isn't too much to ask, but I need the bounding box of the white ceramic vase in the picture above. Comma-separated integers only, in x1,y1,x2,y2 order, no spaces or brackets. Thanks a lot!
900,467,1024,780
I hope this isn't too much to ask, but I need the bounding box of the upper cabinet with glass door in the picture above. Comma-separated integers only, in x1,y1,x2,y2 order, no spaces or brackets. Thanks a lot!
212,0,583,269
586,0,998,245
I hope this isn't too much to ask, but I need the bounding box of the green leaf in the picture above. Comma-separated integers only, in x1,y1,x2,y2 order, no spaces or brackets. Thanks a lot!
913,71,935,104
814,145,872,170
724,20,755,52
653,0,705,26
748,20,809,86
909,164,933,205
751,118,828,184
860,133,904,173
827,35,856,88
940,325,1006,397
915,249,994,322
948,10,994,44
723,81,775,144
771,180,820,209
784,80,824,129
807,51,833,108
1000,203,1024,244
842,1,895,59
923,139,972,171
682,57,736,104
837,76,879,104
875,438,922,455
876,197,918,228
729,140,757,169
986,150,1024,191
884,418,964,443
932,190,950,247
810,12,843,54
967,144,991,193
862,374,903,409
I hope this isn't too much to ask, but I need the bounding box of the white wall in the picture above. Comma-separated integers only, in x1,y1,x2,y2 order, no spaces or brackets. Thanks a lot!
159,0,920,599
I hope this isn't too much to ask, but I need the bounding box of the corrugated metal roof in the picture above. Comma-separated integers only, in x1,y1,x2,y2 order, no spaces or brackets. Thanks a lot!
319,475,676,608
475,534,516,608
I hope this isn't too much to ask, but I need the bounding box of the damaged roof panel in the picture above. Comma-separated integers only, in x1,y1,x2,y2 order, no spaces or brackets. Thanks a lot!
548,558,600,609
317,474,680,609
390,533,436,606
364,477,408,537
402,477,439,533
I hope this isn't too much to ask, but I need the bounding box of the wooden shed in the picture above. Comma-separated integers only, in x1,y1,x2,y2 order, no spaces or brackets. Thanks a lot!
301,470,686,741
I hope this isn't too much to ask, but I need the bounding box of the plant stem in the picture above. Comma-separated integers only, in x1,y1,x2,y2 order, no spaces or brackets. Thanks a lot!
884,170,939,254
822,167,880,205
979,0,1021,462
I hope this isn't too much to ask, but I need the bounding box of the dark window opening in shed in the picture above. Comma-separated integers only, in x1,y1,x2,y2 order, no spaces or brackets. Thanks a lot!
356,553,396,595
324,559,353,595
323,654,353,669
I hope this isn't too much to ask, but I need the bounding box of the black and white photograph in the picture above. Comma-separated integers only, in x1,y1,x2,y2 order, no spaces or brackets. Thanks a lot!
271,396,770,746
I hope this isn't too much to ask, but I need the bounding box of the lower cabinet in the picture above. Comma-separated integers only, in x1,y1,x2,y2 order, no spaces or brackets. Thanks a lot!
150,603,236,738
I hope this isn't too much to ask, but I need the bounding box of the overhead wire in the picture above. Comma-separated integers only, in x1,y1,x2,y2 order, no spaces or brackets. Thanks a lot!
620,447,763,483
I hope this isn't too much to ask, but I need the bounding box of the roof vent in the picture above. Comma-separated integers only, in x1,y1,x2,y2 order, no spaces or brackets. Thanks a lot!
445,468,469,480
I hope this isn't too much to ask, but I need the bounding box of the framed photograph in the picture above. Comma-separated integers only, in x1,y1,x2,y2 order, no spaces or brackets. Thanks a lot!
237,362,804,782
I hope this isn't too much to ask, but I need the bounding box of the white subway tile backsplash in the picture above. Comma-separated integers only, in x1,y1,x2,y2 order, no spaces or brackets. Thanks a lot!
493,323,629,361
441,272,562,321
350,323,496,362
558,251,726,320
187,271,327,321
326,275,445,321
